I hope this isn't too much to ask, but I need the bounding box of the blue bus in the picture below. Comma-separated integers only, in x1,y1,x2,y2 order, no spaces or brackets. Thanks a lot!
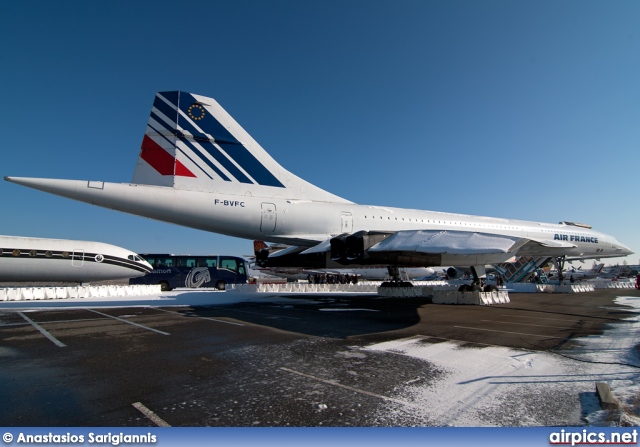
129,254,248,291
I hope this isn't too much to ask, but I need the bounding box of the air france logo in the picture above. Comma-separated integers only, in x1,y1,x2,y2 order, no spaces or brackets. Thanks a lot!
188,103,206,121
554,234,598,244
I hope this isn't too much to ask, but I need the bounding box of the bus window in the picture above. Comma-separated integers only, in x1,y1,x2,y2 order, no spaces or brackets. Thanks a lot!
197,257,217,268
156,257,174,268
177,257,197,268
219,257,238,272
143,257,156,267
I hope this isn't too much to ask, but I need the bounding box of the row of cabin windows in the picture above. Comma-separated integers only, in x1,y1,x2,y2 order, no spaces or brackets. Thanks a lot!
1,249,67,258
360,216,592,236
361,216,520,230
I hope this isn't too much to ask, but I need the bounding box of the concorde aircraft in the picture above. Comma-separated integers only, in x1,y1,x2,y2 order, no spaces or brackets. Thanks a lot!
0,235,152,283
4,91,634,286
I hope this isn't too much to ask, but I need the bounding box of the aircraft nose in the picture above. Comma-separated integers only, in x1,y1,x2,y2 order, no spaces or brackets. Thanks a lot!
615,243,634,257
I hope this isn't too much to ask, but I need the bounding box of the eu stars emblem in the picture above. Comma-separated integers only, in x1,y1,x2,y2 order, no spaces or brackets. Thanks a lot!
188,103,206,121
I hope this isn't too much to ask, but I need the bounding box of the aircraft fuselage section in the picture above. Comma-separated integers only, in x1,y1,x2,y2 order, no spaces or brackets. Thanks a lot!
135,186,623,262
4,178,628,265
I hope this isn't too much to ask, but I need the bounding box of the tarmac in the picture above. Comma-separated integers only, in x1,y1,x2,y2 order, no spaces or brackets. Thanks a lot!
0,287,639,427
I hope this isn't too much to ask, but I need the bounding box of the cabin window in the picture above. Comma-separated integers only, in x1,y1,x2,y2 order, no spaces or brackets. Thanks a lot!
177,257,197,268
220,257,239,272
12,249,20,256
62,251,69,258
197,257,217,268
29,250,37,257
156,257,173,268
45,251,53,258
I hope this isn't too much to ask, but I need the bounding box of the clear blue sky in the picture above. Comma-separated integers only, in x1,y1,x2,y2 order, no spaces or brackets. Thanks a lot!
1,0,638,266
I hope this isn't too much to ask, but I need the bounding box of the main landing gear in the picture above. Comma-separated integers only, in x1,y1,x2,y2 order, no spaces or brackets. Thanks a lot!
458,266,499,292
380,266,414,288
553,255,566,285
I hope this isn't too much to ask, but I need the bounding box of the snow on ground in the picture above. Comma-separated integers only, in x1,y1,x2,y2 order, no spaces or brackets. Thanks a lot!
363,296,640,426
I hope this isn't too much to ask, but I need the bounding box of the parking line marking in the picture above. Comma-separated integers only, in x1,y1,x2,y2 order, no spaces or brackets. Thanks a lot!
17,312,66,347
480,319,599,332
280,367,416,407
154,308,245,326
87,309,170,335
225,308,300,320
454,326,563,338
132,402,171,427
501,314,586,323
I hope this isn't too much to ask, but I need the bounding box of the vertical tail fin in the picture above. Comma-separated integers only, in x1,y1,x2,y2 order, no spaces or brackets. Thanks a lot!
132,91,349,203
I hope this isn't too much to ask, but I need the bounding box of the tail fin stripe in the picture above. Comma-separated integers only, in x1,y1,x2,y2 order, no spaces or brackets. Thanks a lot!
153,94,255,184
148,120,228,181
149,110,179,139
153,95,179,130
175,108,284,187
216,142,284,188
147,123,215,180
178,136,254,184
171,97,285,188
177,92,239,144
155,92,285,188
140,135,196,178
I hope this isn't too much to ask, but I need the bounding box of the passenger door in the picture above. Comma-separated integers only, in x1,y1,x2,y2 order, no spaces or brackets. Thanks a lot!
341,212,353,234
260,202,277,232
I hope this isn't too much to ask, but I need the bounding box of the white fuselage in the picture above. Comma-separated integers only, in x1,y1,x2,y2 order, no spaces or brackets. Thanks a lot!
5,178,629,267
0,235,153,283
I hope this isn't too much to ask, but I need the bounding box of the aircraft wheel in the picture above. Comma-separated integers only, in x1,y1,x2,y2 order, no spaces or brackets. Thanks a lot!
159,281,171,291
215,280,226,291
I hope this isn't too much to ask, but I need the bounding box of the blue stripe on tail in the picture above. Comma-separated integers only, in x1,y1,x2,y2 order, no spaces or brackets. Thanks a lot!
157,91,284,188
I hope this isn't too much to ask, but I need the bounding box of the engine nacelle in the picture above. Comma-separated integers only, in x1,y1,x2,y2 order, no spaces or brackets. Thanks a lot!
331,231,394,265
330,235,348,262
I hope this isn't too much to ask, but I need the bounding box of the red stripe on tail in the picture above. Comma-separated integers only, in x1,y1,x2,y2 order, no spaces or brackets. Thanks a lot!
140,135,196,177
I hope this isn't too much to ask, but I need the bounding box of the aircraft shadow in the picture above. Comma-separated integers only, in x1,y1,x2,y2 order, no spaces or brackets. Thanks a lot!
167,293,427,339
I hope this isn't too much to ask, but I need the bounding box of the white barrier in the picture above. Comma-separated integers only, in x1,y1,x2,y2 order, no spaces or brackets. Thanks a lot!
506,282,599,293
0,284,162,301
6,288,21,301
44,287,57,299
590,279,636,289
377,286,435,298
231,283,380,293
432,290,510,305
